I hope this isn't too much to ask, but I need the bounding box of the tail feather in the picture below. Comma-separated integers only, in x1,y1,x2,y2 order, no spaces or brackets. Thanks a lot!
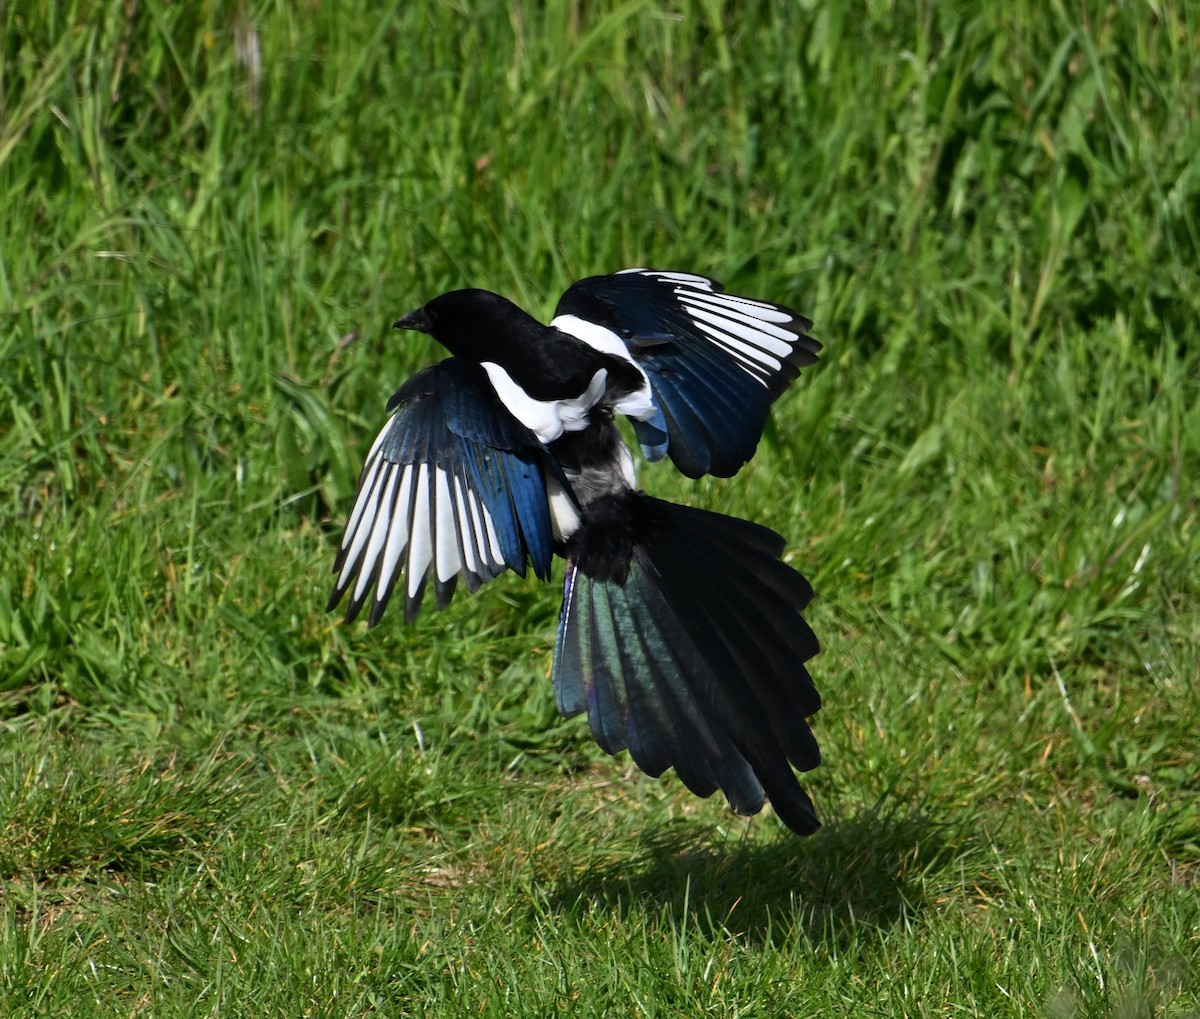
644,566,819,829
557,558,772,810
678,580,821,770
655,530,823,747
599,582,674,777
629,506,821,763
558,563,731,796
623,566,768,813
554,492,822,835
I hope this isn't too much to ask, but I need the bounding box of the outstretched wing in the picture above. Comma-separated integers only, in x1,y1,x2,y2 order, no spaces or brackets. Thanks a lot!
328,358,565,626
553,269,820,478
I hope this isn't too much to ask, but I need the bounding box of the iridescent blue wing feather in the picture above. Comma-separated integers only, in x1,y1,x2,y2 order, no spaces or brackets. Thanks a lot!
554,269,820,478
329,359,562,625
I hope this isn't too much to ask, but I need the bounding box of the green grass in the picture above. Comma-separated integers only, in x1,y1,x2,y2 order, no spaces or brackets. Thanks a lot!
2,0,1198,1014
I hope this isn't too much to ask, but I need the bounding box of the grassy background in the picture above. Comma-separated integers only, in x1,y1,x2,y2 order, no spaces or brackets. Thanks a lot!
2,0,1198,1015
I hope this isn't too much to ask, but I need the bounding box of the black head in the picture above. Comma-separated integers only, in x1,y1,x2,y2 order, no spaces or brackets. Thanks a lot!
393,288,539,360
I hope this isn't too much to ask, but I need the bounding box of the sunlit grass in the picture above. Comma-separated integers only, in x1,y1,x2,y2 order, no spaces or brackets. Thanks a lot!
2,1,1198,1015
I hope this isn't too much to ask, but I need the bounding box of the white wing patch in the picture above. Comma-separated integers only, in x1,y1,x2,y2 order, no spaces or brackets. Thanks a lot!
549,314,658,422
617,268,715,289
615,269,809,389
334,448,508,621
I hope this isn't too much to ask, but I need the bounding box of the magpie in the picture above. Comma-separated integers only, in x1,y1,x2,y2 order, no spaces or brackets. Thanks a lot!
327,269,825,835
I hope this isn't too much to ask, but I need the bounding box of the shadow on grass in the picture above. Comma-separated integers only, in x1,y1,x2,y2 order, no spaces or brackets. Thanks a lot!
549,808,955,946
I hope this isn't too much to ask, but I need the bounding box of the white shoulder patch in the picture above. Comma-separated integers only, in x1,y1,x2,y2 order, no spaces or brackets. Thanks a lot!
480,361,609,444
550,314,658,423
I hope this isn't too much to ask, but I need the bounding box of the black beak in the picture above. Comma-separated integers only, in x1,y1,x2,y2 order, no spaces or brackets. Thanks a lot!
393,308,432,333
